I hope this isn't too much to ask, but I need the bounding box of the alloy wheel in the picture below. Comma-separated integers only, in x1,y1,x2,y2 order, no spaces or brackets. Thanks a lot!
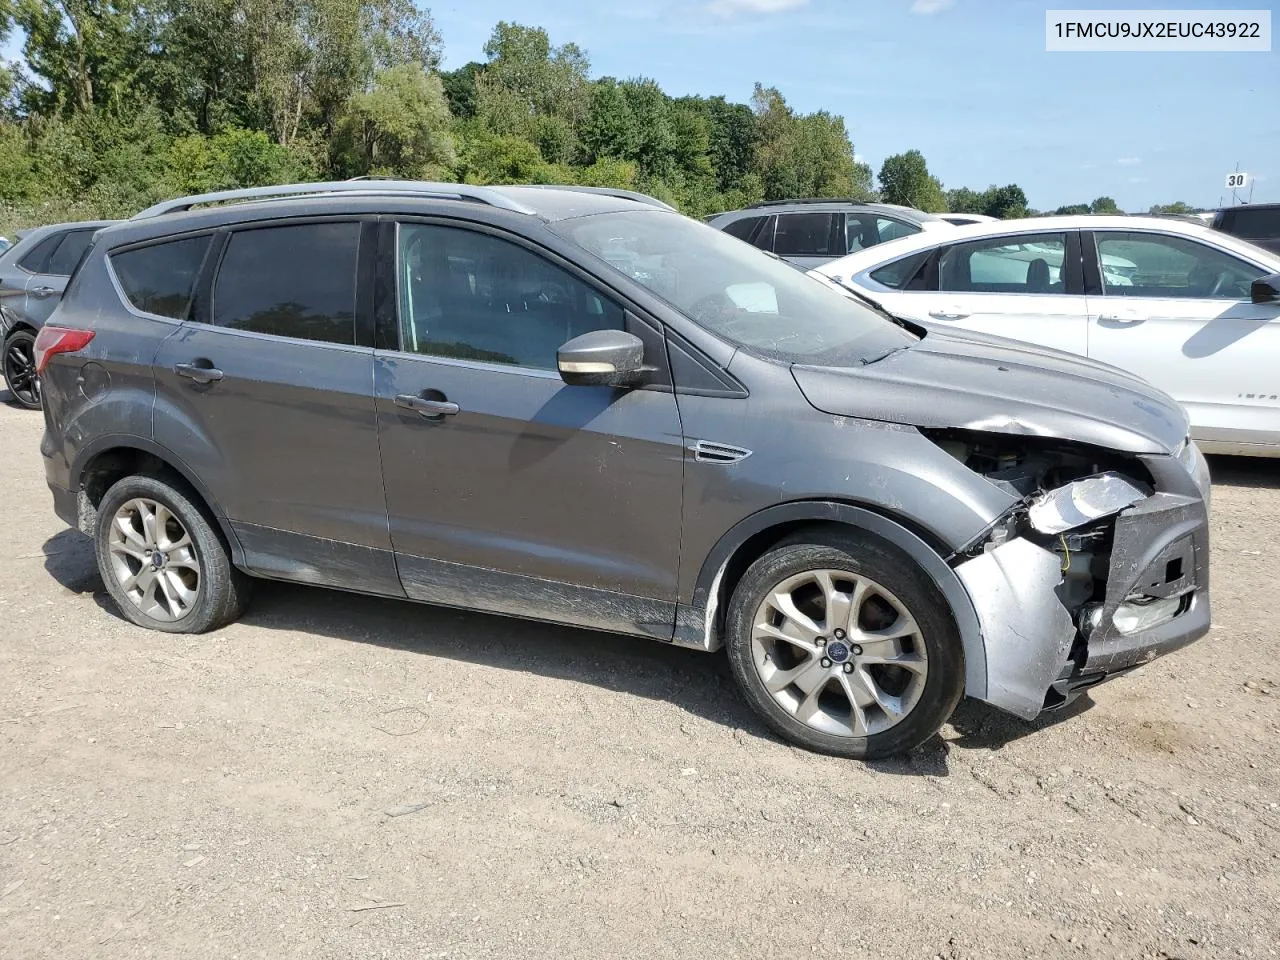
3,337,39,407
106,498,201,622
751,568,928,738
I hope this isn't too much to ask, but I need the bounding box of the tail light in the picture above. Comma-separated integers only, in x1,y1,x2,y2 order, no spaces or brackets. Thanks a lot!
33,326,95,374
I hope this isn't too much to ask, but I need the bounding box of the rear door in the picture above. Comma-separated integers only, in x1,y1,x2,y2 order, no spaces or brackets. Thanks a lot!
21,228,98,325
874,230,1090,355
150,218,400,595
373,219,685,636
1083,229,1280,449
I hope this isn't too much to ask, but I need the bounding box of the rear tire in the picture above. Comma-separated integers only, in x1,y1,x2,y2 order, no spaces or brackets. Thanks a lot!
724,528,964,760
2,329,41,409
94,473,251,633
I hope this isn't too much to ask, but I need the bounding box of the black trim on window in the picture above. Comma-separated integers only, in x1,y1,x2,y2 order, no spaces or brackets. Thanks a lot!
372,220,398,351
1080,231,1103,296
909,248,941,291
355,221,378,349
1063,230,1085,296
191,231,229,326
666,330,748,398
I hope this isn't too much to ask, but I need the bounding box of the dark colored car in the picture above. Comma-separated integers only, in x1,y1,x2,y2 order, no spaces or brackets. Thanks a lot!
705,199,953,269
1,220,118,408
1212,203,1280,255
37,181,1211,760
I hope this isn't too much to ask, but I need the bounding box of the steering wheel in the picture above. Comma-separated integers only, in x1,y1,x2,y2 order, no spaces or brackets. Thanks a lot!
1208,271,1231,298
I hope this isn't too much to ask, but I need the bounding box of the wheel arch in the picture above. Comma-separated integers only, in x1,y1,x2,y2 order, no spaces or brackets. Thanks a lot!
70,436,245,567
684,499,988,700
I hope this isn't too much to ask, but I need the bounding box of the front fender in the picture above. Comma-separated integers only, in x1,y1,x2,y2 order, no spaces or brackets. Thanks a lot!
677,500,990,702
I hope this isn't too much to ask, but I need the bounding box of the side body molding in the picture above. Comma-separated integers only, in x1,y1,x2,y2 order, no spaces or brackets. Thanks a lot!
676,501,990,702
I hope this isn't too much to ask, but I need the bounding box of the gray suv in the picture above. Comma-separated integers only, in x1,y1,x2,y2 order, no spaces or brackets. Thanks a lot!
706,200,952,269
1,220,117,408
38,181,1211,759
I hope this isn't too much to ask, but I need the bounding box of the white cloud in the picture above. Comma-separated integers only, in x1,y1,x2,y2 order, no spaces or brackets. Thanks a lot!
707,0,808,18
1116,157,1142,166
910,0,955,14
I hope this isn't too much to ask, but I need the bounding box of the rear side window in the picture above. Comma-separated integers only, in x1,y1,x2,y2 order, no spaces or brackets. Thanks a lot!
722,216,764,242
45,230,95,276
18,233,63,273
112,236,212,319
869,251,929,289
212,222,360,345
773,213,839,257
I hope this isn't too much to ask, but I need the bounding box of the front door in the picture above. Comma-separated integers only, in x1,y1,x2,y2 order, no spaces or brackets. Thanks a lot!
375,221,685,638
151,219,400,595
878,230,1090,355
1084,229,1280,451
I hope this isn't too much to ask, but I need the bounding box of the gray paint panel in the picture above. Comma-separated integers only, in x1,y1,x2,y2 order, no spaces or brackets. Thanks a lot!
376,353,685,601
152,324,389,550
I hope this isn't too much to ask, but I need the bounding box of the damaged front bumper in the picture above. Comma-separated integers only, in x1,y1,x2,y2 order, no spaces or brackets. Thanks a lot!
955,446,1211,720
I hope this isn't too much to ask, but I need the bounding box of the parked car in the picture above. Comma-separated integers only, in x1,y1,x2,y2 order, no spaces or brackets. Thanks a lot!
0,236,11,253
706,199,953,269
38,181,1210,760
940,213,997,226
1212,202,1280,255
1,220,118,408
813,215,1280,457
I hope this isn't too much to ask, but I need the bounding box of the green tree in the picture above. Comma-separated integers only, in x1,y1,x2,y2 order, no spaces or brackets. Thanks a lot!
1090,195,1121,215
580,78,638,163
945,186,985,214
751,84,866,201
878,149,946,212
337,64,455,179
440,61,482,119
1149,200,1197,215
986,183,1028,219
1053,203,1090,215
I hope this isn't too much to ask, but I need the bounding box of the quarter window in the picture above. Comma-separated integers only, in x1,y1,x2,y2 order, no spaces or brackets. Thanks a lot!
1094,232,1264,299
212,222,360,344
773,213,839,257
938,232,1070,294
396,223,624,369
869,251,929,290
112,236,212,320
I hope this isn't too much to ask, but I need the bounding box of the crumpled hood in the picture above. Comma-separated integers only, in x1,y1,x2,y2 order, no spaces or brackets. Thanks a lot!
793,327,1189,455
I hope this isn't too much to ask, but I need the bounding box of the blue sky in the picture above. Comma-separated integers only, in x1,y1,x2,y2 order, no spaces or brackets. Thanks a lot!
430,0,1278,211
3,0,1275,211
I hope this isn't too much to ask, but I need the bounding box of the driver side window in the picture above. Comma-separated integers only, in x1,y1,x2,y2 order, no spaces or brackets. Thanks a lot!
1094,232,1264,300
396,223,624,369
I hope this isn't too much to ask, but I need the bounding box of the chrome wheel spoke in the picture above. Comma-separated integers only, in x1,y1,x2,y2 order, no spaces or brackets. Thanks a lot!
104,497,200,623
750,566,930,739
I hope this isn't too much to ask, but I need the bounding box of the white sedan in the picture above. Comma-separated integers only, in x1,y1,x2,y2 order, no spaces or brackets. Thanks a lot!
812,215,1280,457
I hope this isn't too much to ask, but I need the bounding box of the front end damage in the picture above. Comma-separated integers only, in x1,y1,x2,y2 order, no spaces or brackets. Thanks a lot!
931,431,1212,720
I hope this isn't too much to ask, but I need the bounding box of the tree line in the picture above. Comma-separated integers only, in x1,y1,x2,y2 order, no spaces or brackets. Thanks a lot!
0,2,1195,232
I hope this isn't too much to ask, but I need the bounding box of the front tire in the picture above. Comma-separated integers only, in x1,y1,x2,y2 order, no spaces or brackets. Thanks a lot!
725,529,965,760
3,329,41,409
94,474,251,633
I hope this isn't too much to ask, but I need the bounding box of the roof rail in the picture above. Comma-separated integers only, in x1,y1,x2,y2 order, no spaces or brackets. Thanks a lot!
130,180,538,220
510,184,678,212
754,197,883,207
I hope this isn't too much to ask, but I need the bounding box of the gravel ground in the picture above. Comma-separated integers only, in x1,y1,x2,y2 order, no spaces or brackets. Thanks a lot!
1,393,1277,960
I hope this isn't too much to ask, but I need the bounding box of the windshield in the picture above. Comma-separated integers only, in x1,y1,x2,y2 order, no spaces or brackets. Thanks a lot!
553,210,916,365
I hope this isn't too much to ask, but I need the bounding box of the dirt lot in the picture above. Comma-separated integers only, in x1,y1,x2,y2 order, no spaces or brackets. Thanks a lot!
1,394,1277,960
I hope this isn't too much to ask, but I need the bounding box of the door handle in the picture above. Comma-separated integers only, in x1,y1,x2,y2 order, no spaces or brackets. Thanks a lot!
1097,312,1146,326
29,286,56,298
395,394,459,418
174,362,224,384
928,309,970,321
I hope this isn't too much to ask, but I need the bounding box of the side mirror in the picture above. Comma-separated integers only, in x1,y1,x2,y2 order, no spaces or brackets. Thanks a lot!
1251,272,1280,305
557,329,646,387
